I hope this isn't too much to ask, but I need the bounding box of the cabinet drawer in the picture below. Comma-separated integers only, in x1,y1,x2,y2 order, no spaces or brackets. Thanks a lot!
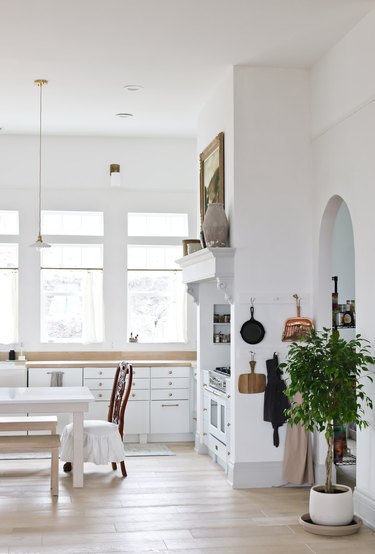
150,400,190,434
151,377,189,389
132,367,150,378
151,366,190,378
208,434,227,461
84,367,116,379
28,367,83,387
131,378,150,390
151,388,189,401
90,389,112,401
84,378,113,390
129,389,150,401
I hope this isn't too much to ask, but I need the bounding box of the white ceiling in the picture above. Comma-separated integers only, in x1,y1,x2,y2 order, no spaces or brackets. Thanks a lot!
1,0,374,138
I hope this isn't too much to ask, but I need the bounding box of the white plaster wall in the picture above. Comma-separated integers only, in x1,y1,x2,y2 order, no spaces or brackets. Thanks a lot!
331,202,355,309
197,67,313,484
232,67,313,465
312,11,375,525
0,135,198,353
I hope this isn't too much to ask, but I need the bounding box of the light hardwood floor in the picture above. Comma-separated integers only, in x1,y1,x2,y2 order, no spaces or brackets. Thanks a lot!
0,443,374,553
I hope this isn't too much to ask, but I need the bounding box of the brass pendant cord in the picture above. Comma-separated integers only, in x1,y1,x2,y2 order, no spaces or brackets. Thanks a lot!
31,79,50,248
37,80,43,238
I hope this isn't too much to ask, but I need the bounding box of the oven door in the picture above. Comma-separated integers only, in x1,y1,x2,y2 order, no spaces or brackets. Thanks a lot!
206,387,227,445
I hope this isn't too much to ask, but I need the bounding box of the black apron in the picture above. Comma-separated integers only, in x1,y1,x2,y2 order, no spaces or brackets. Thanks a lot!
263,352,290,447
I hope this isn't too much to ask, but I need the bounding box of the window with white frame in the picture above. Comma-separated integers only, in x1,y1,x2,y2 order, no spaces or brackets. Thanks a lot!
40,211,104,344
127,213,187,343
0,243,19,344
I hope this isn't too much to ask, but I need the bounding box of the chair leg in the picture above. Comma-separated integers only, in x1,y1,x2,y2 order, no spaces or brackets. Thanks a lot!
51,447,59,496
120,460,127,477
63,462,72,473
111,462,117,471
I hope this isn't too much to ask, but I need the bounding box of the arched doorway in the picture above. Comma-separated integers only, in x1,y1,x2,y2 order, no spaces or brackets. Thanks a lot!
318,195,356,486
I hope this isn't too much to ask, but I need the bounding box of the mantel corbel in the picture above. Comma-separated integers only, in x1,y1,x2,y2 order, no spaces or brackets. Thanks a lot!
186,284,199,305
216,277,233,304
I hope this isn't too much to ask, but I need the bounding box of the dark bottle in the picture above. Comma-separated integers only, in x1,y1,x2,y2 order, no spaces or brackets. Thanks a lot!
8,349,16,360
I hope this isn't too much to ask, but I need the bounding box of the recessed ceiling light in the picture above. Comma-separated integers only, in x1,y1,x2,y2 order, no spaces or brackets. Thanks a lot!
123,84,144,92
115,113,134,118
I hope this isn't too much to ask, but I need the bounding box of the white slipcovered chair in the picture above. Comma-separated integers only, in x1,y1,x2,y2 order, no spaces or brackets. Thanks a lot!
60,362,133,477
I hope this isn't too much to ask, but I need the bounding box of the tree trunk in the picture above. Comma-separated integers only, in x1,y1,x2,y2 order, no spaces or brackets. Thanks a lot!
325,434,334,493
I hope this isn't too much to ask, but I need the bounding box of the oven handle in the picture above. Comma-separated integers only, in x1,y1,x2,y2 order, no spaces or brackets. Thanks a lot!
203,385,229,399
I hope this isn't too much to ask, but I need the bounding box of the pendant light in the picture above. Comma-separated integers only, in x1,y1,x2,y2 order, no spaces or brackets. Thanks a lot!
30,79,51,249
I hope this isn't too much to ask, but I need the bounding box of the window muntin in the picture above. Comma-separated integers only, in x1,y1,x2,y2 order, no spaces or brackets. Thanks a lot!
41,245,104,343
128,213,188,237
0,211,19,235
41,211,104,236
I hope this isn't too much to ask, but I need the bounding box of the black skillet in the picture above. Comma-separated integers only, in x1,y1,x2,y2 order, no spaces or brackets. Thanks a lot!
240,304,265,344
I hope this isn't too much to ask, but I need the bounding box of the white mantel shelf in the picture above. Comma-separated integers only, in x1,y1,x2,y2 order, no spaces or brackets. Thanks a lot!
176,247,235,304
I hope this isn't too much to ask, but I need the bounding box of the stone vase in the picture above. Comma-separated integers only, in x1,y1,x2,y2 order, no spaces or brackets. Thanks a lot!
202,203,229,247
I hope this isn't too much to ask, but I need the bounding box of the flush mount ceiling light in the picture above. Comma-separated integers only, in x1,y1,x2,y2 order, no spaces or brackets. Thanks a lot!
30,79,51,249
115,113,134,118
123,84,143,92
110,163,121,187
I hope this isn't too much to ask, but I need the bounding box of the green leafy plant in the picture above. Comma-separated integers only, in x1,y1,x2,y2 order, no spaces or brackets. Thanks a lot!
281,328,374,493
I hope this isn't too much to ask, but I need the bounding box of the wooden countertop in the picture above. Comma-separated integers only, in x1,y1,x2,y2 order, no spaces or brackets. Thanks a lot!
26,360,194,369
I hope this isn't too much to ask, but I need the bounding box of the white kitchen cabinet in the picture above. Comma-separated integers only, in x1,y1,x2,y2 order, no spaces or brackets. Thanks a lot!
83,366,151,437
27,367,83,433
0,363,28,435
150,366,190,434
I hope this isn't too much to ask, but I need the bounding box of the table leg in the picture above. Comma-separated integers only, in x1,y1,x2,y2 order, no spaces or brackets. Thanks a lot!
72,411,84,487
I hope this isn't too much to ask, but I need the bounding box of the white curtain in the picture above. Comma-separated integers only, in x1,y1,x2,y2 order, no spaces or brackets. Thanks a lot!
82,270,104,343
0,270,18,344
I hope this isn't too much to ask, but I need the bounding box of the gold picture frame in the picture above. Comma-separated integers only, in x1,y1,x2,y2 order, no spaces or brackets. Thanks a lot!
199,132,224,224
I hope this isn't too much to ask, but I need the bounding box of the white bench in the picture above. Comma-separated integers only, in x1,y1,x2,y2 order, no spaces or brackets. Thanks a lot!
0,415,57,434
0,434,60,495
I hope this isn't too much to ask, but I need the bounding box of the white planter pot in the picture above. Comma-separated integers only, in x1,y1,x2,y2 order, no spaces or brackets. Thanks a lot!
309,484,353,526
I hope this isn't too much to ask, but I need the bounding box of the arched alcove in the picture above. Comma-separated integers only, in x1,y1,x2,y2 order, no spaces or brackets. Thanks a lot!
318,194,356,486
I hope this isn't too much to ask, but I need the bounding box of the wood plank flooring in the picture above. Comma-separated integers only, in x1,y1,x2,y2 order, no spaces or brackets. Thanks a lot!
0,443,374,553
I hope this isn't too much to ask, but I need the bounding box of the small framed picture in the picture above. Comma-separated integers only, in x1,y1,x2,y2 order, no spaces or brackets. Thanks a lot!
199,132,224,225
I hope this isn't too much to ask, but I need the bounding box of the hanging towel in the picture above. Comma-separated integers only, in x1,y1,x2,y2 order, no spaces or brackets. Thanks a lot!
282,393,314,484
263,352,290,447
50,371,64,387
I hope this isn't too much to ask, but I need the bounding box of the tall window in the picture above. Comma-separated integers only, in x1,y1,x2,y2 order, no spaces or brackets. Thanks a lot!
127,213,187,343
0,211,19,345
0,244,19,344
40,211,104,343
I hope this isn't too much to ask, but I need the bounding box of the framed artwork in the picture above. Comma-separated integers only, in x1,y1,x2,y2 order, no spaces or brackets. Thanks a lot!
199,132,224,224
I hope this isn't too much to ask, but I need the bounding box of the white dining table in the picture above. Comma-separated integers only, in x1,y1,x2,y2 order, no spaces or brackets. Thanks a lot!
0,386,94,487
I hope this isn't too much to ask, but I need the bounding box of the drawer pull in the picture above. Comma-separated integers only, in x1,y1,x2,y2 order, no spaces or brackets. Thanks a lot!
227,422,231,427
132,393,136,397
168,393,173,397
203,408,207,412
98,393,102,398
99,382,103,387
192,417,197,421
161,403,179,407
99,371,103,375
215,445,218,451
169,370,172,375
203,433,207,436
169,381,172,385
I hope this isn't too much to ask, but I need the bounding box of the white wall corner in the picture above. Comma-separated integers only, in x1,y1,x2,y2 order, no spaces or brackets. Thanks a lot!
354,487,375,530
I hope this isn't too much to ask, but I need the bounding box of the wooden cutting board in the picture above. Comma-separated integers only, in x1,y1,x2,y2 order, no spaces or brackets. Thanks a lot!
238,361,266,394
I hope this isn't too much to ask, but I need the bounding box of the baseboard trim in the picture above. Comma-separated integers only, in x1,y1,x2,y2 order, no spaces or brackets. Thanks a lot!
354,487,375,529
227,461,285,488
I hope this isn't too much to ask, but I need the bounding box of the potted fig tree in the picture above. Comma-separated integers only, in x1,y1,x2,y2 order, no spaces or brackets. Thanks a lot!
281,328,374,528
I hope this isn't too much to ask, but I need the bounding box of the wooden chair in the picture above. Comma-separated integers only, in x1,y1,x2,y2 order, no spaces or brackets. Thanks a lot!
60,362,133,477
0,434,60,495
